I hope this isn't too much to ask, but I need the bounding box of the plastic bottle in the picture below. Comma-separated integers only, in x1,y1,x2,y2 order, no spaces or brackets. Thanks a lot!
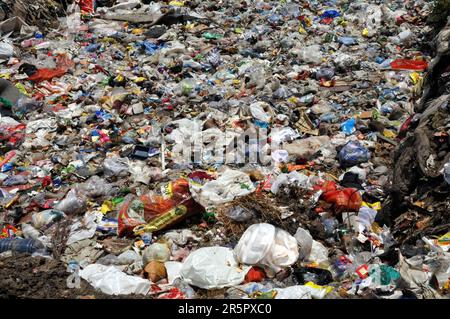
0,238,45,254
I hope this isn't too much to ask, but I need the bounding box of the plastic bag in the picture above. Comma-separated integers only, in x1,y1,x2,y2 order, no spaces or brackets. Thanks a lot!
78,0,95,14
295,227,313,260
357,206,378,232
283,136,331,160
341,118,356,135
31,209,66,229
165,261,183,284
66,212,98,246
390,59,428,71
338,141,371,167
275,282,332,299
54,189,86,215
0,42,14,59
77,176,113,198
79,264,151,295
321,188,362,213
307,240,329,264
297,45,323,64
189,169,255,207
235,223,299,273
103,157,129,178
180,246,250,289
249,101,272,123
143,243,171,264
27,54,74,83
226,206,254,222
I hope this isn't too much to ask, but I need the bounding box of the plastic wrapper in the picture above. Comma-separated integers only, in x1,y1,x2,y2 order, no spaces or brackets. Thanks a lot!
118,178,203,237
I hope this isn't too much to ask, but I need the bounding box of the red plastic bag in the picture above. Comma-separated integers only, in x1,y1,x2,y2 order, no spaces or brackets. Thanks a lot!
313,180,337,193
27,54,74,83
244,266,266,283
78,0,95,14
27,68,67,83
321,188,362,212
390,59,428,71
157,288,185,299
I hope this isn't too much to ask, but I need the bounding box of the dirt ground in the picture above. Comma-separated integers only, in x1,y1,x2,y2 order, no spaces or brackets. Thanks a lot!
0,254,148,299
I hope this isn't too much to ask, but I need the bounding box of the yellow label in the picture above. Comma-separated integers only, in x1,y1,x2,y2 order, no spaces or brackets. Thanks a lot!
134,205,188,234
362,201,381,210
161,182,173,200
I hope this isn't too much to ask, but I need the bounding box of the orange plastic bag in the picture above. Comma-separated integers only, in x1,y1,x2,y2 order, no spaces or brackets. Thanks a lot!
321,188,362,212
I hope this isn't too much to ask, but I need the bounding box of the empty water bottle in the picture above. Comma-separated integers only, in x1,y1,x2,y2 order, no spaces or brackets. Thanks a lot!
0,238,45,254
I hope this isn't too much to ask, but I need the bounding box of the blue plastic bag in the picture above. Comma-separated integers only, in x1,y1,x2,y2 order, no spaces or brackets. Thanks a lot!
321,10,340,19
341,118,356,135
339,141,370,167
338,36,357,46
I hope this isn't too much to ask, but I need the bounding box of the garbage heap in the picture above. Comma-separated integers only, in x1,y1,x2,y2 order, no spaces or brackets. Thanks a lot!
0,0,449,299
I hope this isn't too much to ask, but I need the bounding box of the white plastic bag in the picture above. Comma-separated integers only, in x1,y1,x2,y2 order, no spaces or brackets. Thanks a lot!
295,227,313,260
66,212,98,246
79,264,151,295
235,223,299,272
180,246,250,289
165,261,183,284
249,101,272,122
0,42,14,59
189,169,255,207
307,240,329,264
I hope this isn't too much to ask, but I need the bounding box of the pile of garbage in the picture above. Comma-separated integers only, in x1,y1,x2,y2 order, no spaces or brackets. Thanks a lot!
0,0,449,299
